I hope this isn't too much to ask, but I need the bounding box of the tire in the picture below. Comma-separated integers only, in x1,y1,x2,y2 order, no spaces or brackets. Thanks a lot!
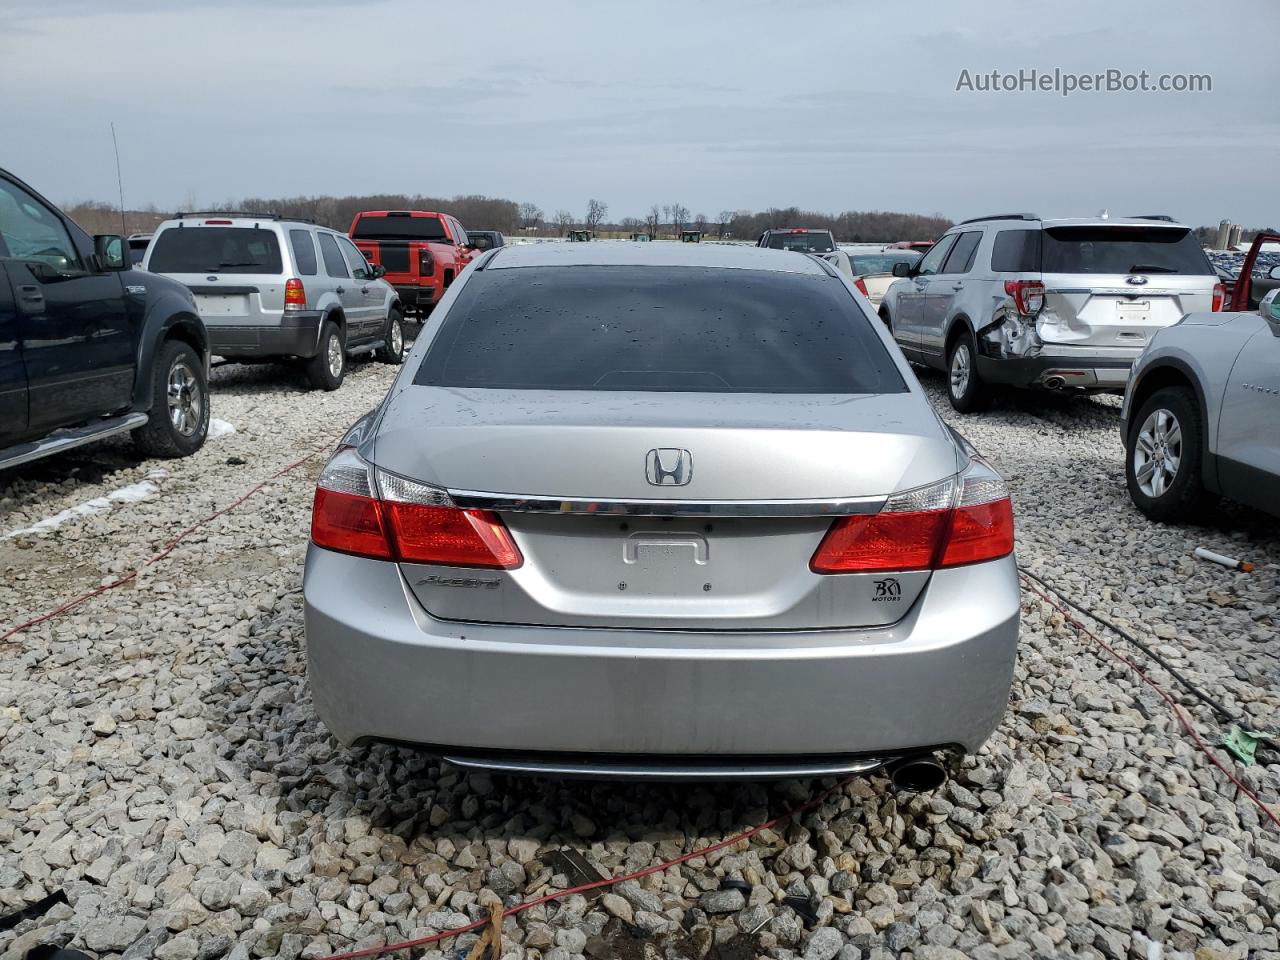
375,308,405,365
134,339,210,458
306,319,346,391
1125,386,1214,523
945,328,990,413
879,306,893,331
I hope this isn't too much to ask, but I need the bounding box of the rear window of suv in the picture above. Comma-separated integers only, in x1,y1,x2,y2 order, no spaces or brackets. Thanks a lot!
148,226,282,274
1041,226,1211,275
764,231,836,253
351,215,447,242
415,266,907,394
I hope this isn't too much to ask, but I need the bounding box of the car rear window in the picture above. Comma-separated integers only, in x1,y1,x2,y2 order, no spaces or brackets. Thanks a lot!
1042,226,1212,275
289,229,318,276
351,214,447,242
990,230,1041,272
765,232,836,253
148,226,282,274
850,252,922,275
415,266,907,394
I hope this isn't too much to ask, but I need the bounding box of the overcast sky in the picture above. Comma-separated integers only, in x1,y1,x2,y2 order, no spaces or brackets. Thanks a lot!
2,0,1276,226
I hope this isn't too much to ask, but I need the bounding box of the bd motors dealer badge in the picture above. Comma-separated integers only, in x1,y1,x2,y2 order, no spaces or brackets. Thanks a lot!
872,578,902,602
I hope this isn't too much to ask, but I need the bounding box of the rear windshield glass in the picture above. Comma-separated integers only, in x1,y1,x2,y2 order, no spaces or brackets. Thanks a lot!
765,232,835,253
1042,226,1211,275
850,252,922,275
351,215,447,242
148,226,282,274
415,266,907,394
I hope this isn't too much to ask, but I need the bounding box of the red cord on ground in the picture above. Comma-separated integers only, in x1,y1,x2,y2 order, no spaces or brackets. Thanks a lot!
317,776,853,960
0,444,332,644
1020,575,1280,831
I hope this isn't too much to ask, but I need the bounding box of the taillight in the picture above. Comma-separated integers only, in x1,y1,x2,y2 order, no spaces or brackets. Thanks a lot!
854,277,870,297
285,278,306,311
1003,279,1045,316
310,449,521,569
810,461,1013,574
1211,282,1225,312
418,247,435,277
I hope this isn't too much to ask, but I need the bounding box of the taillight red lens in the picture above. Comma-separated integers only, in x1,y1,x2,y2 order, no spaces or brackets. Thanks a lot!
810,510,950,573
1003,279,1045,316
938,498,1015,568
854,277,870,297
310,452,522,569
311,487,392,560
811,464,1014,574
285,278,306,311
1211,282,1225,312
419,248,435,277
383,503,522,569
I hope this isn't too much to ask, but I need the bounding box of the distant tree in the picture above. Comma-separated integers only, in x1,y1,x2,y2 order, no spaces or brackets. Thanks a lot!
646,205,661,239
661,205,672,234
585,198,608,233
518,202,543,231
553,210,574,236
694,212,708,234
620,216,641,232
669,203,689,233
717,210,733,239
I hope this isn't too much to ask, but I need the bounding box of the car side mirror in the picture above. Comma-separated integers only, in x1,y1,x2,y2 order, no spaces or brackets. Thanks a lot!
370,264,386,279
94,234,126,271
892,262,913,278
1269,265,1280,281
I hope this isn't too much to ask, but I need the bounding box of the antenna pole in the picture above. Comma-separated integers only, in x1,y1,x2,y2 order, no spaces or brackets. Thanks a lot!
110,121,127,235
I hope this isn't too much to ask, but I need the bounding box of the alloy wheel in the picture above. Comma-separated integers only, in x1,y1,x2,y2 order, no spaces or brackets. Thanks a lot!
1134,408,1182,498
167,359,202,437
950,344,971,398
327,334,343,379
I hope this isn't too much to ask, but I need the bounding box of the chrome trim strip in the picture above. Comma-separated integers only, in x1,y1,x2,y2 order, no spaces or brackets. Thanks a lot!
0,412,148,471
446,489,887,517
441,754,888,780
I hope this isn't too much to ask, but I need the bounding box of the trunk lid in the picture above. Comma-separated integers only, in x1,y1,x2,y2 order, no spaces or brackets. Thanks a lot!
371,387,962,631
1039,274,1215,349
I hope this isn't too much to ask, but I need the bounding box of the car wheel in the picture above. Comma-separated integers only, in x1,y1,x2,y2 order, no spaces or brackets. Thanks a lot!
375,308,405,365
946,329,990,413
134,339,210,458
306,319,346,391
1125,386,1214,522
879,306,893,331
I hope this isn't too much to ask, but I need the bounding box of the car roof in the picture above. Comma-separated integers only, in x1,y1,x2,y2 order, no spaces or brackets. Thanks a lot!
486,241,829,274
155,216,335,232
957,216,1189,230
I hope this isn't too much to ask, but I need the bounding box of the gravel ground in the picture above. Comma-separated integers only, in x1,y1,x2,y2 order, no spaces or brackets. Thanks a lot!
2,358,1278,960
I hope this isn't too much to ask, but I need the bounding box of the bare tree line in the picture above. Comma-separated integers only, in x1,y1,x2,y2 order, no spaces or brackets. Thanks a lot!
61,195,1265,247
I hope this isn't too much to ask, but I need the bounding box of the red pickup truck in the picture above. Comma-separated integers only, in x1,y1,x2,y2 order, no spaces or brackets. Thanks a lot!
349,211,475,317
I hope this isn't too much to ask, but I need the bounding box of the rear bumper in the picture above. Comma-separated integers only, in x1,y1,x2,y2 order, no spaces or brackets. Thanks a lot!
207,313,322,359
976,353,1135,389
303,547,1020,767
392,284,436,311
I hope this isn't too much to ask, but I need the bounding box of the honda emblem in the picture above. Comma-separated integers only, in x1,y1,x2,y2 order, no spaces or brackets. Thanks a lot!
645,448,692,486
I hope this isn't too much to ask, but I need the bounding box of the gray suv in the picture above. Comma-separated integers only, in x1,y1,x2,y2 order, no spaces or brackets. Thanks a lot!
1121,288,1280,523
144,213,406,390
880,214,1222,412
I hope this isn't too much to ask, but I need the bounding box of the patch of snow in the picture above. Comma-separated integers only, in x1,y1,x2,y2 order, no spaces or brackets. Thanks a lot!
3,469,168,539
209,419,237,439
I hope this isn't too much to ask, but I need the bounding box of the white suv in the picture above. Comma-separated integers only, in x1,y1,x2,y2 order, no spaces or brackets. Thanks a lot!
879,214,1223,412
145,213,406,390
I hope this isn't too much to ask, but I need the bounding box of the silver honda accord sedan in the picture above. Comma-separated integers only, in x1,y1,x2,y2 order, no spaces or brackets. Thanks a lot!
303,242,1020,781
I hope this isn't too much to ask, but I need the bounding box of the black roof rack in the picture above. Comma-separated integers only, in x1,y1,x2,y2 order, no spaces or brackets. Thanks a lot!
958,213,1039,225
175,210,282,220
1129,214,1177,222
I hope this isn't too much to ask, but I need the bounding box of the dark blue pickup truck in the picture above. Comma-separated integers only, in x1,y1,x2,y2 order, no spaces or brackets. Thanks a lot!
1,168,210,471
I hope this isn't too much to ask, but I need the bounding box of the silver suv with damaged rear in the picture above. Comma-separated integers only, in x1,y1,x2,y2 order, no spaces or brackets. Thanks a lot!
304,243,1020,783
144,213,407,390
880,214,1223,412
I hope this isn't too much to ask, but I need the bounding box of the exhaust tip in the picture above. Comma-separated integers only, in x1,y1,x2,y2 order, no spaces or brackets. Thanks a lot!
1043,375,1066,390
889,757,947,792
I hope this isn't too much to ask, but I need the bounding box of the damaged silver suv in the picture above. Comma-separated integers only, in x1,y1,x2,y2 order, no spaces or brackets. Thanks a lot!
880,214,1223,412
